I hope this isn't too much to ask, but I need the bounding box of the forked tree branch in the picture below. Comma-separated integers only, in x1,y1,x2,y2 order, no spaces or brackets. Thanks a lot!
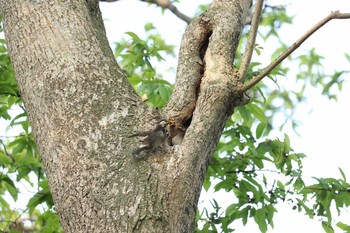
99,0,192,24
239,0,264,82
240,11,350,93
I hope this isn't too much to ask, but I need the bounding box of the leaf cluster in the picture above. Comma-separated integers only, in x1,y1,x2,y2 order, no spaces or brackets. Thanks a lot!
195,5,350,233
196,110,306,232
114,22,175,108
297,170,350,233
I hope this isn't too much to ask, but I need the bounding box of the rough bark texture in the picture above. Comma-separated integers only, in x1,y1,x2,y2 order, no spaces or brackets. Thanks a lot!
0,0,250,232
162,1,250,231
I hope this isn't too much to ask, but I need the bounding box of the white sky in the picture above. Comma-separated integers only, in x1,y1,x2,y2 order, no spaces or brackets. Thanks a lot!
1,1,350,232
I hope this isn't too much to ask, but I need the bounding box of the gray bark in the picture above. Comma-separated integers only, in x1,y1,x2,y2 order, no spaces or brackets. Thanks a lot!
0,0,250,232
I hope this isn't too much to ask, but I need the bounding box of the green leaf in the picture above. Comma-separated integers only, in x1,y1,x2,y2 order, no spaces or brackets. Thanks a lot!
237,105,252,124
254,208,268,233
249,61,261,69
225,203,237,217
9,137,27,156
339,167,346,182
203,176,211,191
37,210,63,233
0,84,18,96
293,177,304,191
345,53,350,63
247,103,267,123
128,75,142,86
256,122,266,139
27,186,54,214
241,206,250,226
17,166,32,181
322,221,334,233
0,106,11,120
266,205,276,227
277,180,284,191
125,31,144,44
336,222,350,232
144,22,155,31
9,112,27,127
158,85,170,101
283,133,291,153
1,175,18,201
0,151,12,165
0,195,10,210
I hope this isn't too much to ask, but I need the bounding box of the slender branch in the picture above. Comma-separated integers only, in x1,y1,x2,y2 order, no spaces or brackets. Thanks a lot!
240,11,350,93
0,135,19,138
99,0,192,24
158,0,192,24
239,0,264,82
225,168,283,174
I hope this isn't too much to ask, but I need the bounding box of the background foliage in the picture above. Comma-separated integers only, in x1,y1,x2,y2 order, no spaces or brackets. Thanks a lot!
0,2,349,233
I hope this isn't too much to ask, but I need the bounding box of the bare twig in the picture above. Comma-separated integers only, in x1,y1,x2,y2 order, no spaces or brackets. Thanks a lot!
239,0,264,82
99,0,192,24
0,135,18,138
240,11,350,93
156,0,192,24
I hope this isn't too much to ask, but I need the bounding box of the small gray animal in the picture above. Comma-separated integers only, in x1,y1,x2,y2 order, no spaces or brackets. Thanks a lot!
130,120,168,158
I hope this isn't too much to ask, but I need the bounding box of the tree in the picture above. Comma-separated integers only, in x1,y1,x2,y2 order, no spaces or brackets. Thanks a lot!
0,0,350,232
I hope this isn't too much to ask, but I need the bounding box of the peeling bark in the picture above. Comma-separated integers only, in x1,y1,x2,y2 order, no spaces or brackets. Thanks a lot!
0,0,250,232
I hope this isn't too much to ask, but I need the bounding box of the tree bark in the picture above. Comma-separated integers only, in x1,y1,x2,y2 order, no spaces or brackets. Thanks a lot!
0,0,250,232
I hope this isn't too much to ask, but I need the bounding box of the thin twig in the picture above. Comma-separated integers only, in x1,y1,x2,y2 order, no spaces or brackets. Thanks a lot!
240,11,350,93
161,1,192,24
0,135,19,138
239,0,264,82
141,0,192,24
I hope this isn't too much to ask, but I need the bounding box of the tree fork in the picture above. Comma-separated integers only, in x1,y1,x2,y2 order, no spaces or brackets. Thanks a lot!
1,0,251,232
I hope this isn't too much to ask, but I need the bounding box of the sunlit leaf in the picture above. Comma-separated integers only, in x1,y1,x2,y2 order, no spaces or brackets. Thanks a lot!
256,122,266,139
322,221,334,233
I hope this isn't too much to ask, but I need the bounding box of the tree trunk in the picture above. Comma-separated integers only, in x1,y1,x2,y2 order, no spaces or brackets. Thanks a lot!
0,0,250,232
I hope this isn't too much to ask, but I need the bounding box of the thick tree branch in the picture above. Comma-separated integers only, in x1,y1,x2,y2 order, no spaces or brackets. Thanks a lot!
163,0,250,229
160,1,251,231
240,11,350,92
99,0,192,24
239,0,263,82
162,14,211,124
